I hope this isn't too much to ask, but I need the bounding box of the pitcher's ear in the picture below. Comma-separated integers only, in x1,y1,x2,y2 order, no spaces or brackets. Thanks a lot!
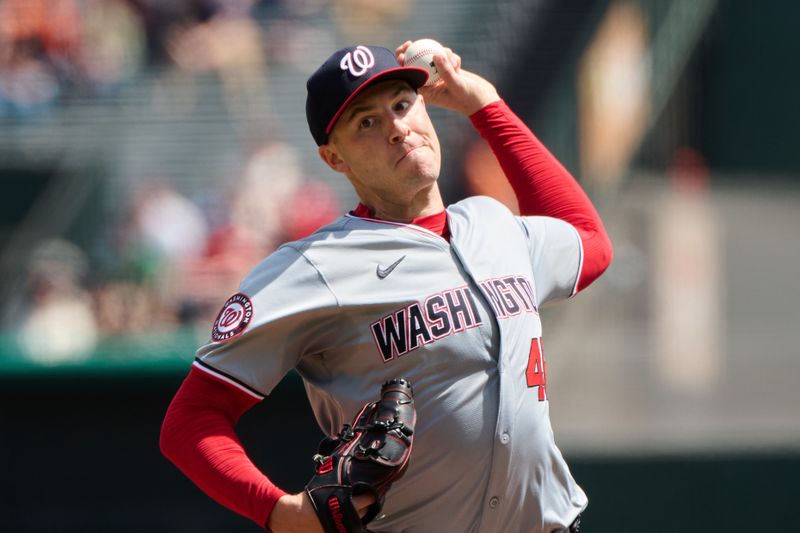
319,144,349,174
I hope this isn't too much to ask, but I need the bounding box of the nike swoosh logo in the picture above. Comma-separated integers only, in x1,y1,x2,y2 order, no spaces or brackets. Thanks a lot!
376,255,406,279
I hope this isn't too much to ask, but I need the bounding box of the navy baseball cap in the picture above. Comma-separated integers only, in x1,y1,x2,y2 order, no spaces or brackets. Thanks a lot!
306,45,429,146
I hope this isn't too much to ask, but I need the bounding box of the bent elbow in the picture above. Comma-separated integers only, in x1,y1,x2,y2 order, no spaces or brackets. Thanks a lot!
159,409,179,462
159,394,192,464
575,227,614,292
597,230,614,274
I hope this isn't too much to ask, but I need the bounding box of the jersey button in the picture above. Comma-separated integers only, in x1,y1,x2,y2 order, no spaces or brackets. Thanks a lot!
489,496,500,508
500,433,510,444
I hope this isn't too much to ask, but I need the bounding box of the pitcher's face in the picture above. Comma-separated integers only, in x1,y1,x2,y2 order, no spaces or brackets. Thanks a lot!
319,81,441,204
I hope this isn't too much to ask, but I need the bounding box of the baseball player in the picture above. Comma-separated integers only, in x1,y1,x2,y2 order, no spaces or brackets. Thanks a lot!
161,41,612,533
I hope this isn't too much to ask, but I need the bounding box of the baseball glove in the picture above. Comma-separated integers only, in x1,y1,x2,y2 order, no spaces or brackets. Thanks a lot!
305,378,416,533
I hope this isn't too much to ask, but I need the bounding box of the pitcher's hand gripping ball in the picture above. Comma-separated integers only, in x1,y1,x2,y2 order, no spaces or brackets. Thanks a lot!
402,38,445,86
305,379,416,533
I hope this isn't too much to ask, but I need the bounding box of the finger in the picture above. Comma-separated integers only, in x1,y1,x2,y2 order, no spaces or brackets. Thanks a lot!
353,493,377,509
395,41,412,55
432,53,459,85
451,53,461,71
353,493,377,518
440,47,461,71
395,40,412,63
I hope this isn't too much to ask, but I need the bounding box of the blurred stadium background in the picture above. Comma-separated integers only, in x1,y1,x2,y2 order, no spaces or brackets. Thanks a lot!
1,0,798,531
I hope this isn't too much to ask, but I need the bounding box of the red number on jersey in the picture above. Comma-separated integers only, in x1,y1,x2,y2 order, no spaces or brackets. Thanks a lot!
526,338,547,401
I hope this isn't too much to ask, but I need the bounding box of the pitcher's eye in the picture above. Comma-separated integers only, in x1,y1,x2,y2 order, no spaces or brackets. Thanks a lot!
359,117,375,129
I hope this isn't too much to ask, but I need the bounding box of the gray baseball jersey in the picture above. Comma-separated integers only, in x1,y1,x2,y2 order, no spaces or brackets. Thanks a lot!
195,195,586,533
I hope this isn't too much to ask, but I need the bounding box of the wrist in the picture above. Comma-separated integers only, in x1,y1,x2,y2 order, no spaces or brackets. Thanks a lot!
267,493,299,532
266,492,320,533
465,93,501,116
468,98,506,122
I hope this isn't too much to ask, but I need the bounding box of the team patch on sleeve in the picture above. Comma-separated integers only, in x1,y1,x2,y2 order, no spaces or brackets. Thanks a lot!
211,293,254,342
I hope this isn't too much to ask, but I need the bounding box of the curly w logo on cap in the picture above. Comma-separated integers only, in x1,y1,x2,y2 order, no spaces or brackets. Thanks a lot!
340,46,376,77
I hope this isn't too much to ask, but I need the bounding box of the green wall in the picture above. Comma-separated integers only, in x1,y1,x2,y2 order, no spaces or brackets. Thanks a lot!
2,371,798,533
698,1,799,175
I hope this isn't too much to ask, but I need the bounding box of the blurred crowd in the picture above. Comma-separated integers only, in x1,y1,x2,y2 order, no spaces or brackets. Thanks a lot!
0,0,414,118
16,140,343,364
0,0,145,116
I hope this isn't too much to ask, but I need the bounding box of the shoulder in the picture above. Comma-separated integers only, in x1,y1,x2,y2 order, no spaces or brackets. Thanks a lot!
447,196,579,245
238,216,353,294
447,195,516,224
237,244,315,295
461,195,511,211
447,195,518,227
446,196,530,249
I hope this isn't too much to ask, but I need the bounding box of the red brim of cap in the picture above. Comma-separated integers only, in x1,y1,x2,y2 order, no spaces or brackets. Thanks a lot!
324,66,430,138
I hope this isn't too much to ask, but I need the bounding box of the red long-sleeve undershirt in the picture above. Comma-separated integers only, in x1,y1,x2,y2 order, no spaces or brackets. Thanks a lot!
159,99,612,530
160,366,285,528
469,99,612,292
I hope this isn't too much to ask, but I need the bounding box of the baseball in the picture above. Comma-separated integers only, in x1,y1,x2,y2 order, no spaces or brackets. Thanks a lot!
403,38,445,86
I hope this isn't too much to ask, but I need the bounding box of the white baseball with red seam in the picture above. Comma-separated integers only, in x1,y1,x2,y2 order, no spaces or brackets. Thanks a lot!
403,39,445,86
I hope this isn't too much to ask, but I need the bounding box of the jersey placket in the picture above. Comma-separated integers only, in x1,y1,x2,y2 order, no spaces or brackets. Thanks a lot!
448,237,515,533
